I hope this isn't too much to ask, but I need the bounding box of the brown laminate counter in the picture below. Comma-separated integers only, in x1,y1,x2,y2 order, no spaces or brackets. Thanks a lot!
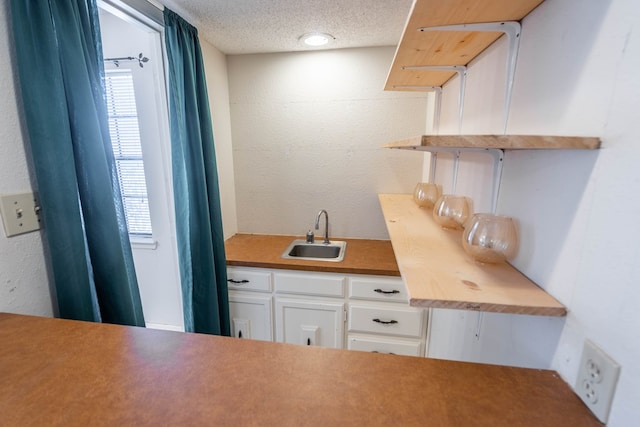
0,313,599,426
225,233,401,276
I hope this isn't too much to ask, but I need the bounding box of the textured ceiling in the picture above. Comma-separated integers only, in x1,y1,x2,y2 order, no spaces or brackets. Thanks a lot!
158,0,413,54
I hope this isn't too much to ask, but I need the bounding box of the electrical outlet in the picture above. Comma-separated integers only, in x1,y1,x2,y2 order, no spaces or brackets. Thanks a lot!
575,340,621,423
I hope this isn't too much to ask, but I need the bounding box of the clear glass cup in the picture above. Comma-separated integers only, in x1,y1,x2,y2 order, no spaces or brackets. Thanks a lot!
432,195,472,229
462,213,518,263
413,182,442,208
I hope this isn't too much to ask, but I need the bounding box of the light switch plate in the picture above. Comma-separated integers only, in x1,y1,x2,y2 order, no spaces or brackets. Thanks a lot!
0,192,41,237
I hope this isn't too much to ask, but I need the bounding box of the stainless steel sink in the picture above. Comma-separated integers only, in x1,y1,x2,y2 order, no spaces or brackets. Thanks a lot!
281,239,347,262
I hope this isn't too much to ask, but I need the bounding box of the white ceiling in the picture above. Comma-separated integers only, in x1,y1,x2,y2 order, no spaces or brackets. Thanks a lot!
158,0,413,55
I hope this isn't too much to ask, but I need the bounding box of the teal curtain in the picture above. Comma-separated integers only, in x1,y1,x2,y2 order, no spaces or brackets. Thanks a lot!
164,9,230,335
10,0,145,326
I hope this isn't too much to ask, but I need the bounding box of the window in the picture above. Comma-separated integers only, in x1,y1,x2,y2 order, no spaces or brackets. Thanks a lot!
104,69,152,236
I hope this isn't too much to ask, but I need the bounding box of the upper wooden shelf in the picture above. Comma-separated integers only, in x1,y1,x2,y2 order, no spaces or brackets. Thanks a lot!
383,135,601,151
385,0,545,91
378,194,566,316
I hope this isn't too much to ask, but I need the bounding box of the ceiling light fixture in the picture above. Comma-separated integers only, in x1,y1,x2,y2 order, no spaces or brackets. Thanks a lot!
300,32,334,47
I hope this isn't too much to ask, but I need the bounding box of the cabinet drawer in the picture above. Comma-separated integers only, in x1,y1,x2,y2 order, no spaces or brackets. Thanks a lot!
348,304,424,338
274,271,344,297
347,335,422,357
349,276,408,302
227,267,272,292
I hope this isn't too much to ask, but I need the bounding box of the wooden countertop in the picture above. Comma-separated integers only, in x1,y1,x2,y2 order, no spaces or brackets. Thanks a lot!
225,233,401,276
0,313,599,426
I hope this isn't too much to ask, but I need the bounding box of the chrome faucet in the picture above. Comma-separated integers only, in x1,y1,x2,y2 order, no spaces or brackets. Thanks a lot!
315,209,330,244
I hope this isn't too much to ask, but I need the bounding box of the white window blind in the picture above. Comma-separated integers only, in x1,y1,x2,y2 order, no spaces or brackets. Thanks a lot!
104,69,153,236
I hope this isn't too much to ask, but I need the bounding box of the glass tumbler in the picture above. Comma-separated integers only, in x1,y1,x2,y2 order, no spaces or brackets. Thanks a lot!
462,214,518,263
432,195,472,229
413,182,442,208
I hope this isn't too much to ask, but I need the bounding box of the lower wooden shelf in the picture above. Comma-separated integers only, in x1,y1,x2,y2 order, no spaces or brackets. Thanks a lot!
378,194,566,316
382,135,601,151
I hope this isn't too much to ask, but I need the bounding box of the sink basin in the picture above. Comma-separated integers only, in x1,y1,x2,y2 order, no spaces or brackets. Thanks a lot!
281,239,347,262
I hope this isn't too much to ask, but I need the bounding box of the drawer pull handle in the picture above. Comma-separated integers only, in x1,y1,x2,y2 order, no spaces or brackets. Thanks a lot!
238,330,243,339
374,288,400,295
372,318,398,325
307,338,311,346
371,351,396,355
228,279,249,284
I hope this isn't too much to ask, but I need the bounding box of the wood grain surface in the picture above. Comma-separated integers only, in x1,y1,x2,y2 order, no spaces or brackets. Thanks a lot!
383,135,601,150
385,0,546,90
379,194,566,316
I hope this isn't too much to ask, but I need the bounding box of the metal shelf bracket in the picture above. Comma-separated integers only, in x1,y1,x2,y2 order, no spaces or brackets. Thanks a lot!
417,21,522,134
487,148,505,214
401,65,467,134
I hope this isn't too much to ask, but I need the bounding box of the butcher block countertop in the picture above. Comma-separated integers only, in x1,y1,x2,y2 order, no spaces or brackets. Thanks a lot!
225,233,401,276
0,313,599,426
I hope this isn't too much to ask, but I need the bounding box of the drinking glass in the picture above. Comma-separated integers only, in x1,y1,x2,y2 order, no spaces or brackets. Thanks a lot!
432,195,472,229
413,182,442,208
462,213,518,263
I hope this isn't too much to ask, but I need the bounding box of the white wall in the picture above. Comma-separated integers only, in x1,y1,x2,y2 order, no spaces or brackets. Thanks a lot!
430,0,640,424
0,0,54,317
227,47,426,239
201,39,238,239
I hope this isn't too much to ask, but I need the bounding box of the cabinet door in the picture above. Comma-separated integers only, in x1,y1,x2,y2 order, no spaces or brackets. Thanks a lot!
229,292,273,341
275,298,345,348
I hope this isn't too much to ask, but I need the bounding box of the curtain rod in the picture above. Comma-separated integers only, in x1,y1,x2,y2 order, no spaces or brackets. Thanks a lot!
104,53,150,68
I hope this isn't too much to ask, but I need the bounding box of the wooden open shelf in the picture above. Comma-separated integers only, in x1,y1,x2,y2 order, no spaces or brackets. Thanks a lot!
385,0,545,91
378,194,566,316
383,135,601,151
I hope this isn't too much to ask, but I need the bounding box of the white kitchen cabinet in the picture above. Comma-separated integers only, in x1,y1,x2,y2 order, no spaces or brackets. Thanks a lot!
227,267,428,356
347,275,427,357
275,297,345,348
227,267,274,342
273,270,346,348
228,292,273,341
